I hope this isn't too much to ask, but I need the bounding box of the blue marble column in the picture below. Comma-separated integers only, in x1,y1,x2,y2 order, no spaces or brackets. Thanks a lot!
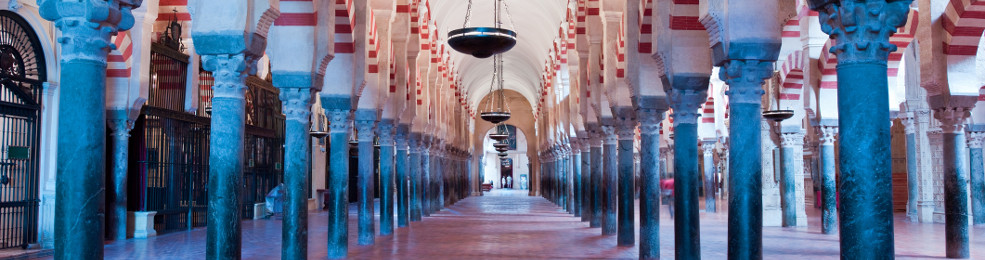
354,111,376,245
701,141,717,213
42,1,137,257
277,87,312,259
936,109,971,258
819,126,838,234
779,132,803,227
395,125,410,227
601,125,618,235
615,112,637,246
107,111,133,241
421,138,432,217
581,138,592,223
638,109,664,259
324,104,352,258
970,131,985,225
720,60,773,259
409,133,423,221
204,54,254,259
590,131,604,228
669,88,706,258
378,121,395,235
573,144,583,218
813,1,913,257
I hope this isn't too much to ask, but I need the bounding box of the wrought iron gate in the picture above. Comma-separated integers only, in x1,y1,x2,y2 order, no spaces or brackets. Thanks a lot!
0,10,45,249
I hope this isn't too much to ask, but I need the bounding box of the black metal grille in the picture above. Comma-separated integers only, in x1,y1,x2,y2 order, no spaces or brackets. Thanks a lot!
148,43,189,112
0,10,44,250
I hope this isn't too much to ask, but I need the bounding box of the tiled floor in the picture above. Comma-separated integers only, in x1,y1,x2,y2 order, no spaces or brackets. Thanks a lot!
30,189,985,259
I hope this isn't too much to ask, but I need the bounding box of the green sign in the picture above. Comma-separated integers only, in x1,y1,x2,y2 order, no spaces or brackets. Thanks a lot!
7,146,29,160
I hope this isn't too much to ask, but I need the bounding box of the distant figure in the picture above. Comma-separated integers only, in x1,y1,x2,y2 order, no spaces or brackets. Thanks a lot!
502,177,507,189
661,178,674,218
507,176,513,189
520,176,528,190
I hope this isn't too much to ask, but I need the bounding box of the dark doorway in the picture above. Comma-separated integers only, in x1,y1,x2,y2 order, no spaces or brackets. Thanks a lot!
500,158,513,189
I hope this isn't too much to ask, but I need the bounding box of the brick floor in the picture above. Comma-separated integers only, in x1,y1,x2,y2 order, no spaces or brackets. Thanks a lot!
32,189,984,259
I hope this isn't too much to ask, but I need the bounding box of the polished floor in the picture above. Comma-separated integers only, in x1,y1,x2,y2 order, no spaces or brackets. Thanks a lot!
28,189,984,259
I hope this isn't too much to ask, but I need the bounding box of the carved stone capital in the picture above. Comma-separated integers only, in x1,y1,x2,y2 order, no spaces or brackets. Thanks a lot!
355,120,376,142
967,131,985,148
934,106,971,134
720,59,772,104
669,89,706,125
638,108,665,135
40,0,140,63
327,109,351,134
701,141,716,155
107,116,135,138
377,121,395,145
601,125,618,144
202,54,249,99
616,117,638,140
395,125,409,148
780,132,805,147
819,126,838,146
899,114,916,135
279,88,312,123
814,0,914,65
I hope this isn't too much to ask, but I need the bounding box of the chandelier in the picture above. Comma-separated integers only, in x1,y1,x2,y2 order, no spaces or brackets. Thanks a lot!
448,0,517,58
479,54,511,124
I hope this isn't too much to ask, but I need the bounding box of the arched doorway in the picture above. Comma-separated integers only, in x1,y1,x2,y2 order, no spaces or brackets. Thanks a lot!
481,125,529,190
0,10,47,249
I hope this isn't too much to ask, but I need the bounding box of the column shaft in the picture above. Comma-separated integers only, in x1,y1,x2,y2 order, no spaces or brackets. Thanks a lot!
396,145,410,227
673,122,699,258
836,63,895,257
702,143,716,213
107,116,131,242
422,149,431,216
971,141,985,225
204,55,249,260
602,131,618,235
280,88,311,259
356,120,376,245
820,143,837,234
943,130,969,257
573,151,582,217
581,149,592,223
326,116,350,258
409,145,422,221
780,140,798,227
591,145,603,228
617,138,635,245
639,122,662,259
380,144,394,235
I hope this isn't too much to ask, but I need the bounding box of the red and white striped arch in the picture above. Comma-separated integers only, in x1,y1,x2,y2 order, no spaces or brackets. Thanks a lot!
107,32,133,78
943,0,985,56
334,0,355,54
669,0,704,31
778,50,805,105
638,0,653,54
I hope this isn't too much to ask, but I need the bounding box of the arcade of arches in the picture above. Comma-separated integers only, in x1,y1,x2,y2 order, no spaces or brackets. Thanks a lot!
0,0,984,259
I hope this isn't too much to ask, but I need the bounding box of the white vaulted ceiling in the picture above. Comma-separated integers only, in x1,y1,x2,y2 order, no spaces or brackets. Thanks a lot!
430,0,568,112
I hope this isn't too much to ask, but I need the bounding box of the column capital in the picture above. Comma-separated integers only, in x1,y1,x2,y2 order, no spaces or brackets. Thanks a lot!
669,89,706,125
812,0,914,65
394,124,409,148
934,106,971,134
701,141,716,155
819,125,838,146
327,109,352,134
967,131,985,148
719,59,771,104
899,114,916,135
202,54,249,99
107,111,135,138
377,121,395,145
355,120,376,142
781,132,805,147
601,125,618,144
615,117,638,141
278,88,312,123
39,0,140,63
638,108,665,135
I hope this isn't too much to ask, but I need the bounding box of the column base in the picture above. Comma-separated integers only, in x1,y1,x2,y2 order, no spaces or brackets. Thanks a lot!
133,211,158,238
